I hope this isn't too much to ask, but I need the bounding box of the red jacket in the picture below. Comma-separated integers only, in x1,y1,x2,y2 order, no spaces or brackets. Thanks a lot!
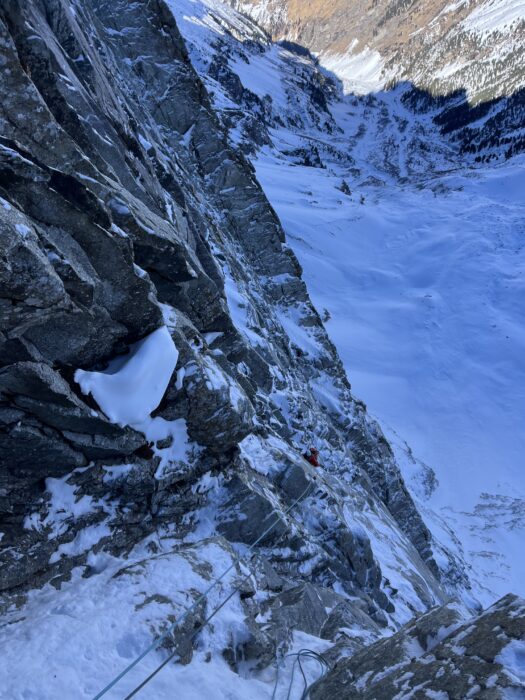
303,451,319,467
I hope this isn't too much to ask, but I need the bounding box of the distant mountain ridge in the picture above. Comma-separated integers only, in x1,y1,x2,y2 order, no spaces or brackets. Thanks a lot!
227,0,525,161
229,0,525,102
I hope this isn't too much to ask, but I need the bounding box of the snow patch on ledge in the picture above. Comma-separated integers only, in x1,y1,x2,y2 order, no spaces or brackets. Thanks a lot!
495,638,525,683
75,326,178,429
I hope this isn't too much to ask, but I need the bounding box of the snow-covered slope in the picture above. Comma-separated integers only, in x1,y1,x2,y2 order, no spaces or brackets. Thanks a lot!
254,144,525,603
229,0,525,103
173,0,525,603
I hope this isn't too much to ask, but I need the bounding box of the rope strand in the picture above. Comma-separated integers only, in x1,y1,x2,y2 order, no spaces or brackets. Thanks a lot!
123,500,303,699
93,478,314,699
272,649,329,700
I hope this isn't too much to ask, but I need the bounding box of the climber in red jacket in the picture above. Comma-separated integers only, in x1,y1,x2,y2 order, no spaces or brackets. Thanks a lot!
303,446,320,467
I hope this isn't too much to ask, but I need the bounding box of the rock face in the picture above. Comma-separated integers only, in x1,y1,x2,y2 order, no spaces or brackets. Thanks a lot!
311,593,525,699
0,0,442,603
174,0,525,611
0,0,522,697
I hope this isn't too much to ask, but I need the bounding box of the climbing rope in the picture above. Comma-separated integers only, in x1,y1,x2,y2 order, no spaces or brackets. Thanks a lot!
271,649,330,700
122,582,241,699
92,477,315,700
119,460,339,698
122,490,313,699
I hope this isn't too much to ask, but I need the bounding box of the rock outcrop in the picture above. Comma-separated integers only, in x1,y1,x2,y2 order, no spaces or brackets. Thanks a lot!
311,593,525,699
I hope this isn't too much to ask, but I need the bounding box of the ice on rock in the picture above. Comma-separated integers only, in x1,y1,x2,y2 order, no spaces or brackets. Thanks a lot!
75,326,178,429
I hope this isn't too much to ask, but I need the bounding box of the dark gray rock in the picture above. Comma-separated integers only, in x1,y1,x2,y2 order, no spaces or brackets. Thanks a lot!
184,357,256,452
0,361,144,480
255,556,285,592
278,461,313,502
270,583,345,638
311,594,525,700
320,599,381,645
217,474,287,547
0,361,137,439
0,421,86,477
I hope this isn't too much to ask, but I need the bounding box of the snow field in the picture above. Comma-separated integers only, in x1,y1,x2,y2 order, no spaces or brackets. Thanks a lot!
0,539,277,699
463,0,525,34
253,146,525,601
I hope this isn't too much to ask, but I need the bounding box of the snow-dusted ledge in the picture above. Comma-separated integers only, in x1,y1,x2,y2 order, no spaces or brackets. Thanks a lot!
75,326,178,429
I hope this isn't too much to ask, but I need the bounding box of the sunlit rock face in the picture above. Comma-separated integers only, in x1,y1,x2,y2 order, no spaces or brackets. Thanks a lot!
229,0,525,101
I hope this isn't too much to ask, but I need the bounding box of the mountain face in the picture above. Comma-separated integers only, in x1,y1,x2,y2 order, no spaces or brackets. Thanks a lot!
174,0,525,604
230,0,525,160
229,0,525,100
0,0,524,697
